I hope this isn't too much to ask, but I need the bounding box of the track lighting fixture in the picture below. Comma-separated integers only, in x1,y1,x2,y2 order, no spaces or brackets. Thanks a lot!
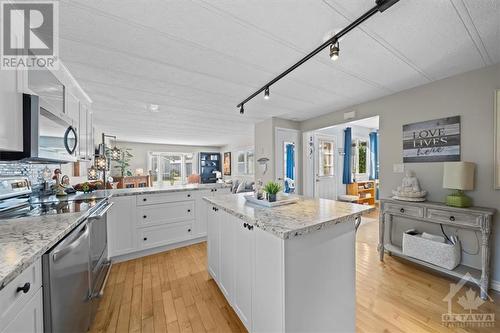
236,0,401,114
330,42,339,61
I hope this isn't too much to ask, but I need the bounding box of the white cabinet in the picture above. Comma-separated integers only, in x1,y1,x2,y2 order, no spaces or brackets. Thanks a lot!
1,289,43,333
0,66,23,152
207,205,220,280
208,208,255,332
233,217,254,331
107,196,137,257
138,222,193,250
219,212,234,301
0,259,43,333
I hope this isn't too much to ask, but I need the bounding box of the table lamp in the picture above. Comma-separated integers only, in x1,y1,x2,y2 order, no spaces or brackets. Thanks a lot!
443,162,475,208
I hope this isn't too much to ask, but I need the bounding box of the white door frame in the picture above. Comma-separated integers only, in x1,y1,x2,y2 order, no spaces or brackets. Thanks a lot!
274,127,300,193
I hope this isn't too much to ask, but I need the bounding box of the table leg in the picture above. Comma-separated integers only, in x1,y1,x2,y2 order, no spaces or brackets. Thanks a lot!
480,228,491,300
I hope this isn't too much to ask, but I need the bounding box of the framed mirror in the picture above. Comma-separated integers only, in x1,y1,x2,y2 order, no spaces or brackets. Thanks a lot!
495,90,500,189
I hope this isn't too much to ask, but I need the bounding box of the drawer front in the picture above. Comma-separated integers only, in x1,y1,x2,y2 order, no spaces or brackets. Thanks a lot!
426,208,481,227
137,201,195,227
138,222,194,249
0,259,42,324
137,191,195,206
385,203,424,218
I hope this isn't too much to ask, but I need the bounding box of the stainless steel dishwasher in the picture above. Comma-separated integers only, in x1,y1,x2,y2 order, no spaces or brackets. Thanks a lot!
42,220,91,333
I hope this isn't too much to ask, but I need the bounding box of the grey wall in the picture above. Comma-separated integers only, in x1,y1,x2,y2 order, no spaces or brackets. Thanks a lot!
254,117,302,192
301,64,500,283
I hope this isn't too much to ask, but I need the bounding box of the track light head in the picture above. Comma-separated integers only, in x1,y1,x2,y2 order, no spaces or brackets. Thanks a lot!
264,87,270,100
330,42,339,61
240,104,244,114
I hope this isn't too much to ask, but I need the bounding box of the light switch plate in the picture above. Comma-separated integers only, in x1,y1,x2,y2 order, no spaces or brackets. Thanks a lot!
393,163,405,173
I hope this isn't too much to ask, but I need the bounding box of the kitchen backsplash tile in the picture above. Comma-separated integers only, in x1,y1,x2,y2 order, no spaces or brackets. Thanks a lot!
0,163,60,185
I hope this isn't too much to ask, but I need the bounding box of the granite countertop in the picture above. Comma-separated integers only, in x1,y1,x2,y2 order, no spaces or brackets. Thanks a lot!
0,210,93,289
203,193,374,239
72,183,230,200
0,183,230,289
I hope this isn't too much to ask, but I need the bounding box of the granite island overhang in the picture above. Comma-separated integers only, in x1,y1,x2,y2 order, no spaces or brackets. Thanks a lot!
203,193,373,333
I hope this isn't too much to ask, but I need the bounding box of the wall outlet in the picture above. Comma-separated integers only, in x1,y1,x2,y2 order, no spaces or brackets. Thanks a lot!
393,163,405,173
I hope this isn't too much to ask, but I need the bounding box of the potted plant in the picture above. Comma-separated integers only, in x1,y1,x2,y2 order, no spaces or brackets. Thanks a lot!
263,181,282,202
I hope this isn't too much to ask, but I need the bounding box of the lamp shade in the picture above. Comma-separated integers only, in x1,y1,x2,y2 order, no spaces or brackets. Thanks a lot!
443,162,475,190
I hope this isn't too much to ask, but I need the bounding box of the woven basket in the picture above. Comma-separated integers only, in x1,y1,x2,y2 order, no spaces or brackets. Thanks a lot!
402,232,461,270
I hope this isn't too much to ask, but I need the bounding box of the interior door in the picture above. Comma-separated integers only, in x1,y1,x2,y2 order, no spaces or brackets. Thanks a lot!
275,128,299,193
314,135,337,200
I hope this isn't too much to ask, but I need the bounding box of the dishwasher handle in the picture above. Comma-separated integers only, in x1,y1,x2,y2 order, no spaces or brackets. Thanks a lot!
89,202,114,220
52,223,89,262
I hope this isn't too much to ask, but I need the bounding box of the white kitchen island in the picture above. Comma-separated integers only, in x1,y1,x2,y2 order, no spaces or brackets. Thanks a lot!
203,193,373,333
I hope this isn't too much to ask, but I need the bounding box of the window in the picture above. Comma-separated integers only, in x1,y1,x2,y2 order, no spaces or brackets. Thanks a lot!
352,139,368,176
148,152,196,186
318,139,334,177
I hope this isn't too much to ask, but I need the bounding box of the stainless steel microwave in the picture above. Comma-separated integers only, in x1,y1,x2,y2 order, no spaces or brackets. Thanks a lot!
0,94,78,163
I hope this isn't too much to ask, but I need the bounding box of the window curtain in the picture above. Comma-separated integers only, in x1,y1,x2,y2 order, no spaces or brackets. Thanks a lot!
342,127,353,184
285,143,295,180
369,131,379,180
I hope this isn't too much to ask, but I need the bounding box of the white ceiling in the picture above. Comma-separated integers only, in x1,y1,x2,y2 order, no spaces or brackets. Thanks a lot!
58,0,500,146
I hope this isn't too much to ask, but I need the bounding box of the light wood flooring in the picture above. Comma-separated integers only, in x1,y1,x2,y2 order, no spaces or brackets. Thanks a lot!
91,216,499,333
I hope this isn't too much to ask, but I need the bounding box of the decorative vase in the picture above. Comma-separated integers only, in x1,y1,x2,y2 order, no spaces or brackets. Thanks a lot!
268,193,277,202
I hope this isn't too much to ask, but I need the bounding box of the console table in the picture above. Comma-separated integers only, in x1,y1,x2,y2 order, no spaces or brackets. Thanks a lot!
378,198,495,300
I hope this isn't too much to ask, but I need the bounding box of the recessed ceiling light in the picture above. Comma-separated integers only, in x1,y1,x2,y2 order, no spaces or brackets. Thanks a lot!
149,104,159,112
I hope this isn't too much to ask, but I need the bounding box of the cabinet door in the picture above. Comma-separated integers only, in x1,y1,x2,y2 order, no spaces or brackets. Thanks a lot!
107,196,137,257
86,108,93,159
207,205,220,280
0,63,23,151
219,211,234,302
233,218,254,331
1,288,43,333
195,190,211,237
79,104,88,159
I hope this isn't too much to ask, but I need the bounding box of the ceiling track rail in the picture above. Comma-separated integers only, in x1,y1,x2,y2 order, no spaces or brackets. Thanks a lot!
236,0,401,113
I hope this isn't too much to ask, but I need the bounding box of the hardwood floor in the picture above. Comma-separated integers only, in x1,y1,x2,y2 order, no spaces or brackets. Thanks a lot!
91,217,499,333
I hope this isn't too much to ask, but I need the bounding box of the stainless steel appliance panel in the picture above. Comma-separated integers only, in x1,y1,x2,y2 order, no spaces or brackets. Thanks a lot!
43,221,91,333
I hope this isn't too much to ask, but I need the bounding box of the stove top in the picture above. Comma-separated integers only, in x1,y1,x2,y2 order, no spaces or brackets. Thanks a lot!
0,177,103,220
0,196,100,220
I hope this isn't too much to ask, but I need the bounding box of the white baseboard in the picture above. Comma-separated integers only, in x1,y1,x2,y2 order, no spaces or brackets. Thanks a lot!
110,236,206,263
490,279,500,293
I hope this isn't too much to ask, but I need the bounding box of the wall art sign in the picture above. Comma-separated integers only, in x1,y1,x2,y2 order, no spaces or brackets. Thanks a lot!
403,116,460,163
223,152,231,175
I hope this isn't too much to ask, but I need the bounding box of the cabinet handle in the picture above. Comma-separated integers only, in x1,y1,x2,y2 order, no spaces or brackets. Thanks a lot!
214,189,217,192
450,216,455,221
248,225,254,231
143,237,148,241
188,228,191,232
187,209,191,213
143,215,147,219
400,208,405,213
187,194,191,198
243,223,248,228
143,198,147,202
17,282,30,294
211,189,214,192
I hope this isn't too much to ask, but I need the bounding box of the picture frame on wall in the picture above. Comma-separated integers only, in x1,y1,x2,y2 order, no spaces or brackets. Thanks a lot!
223,152,231,176
402,116,461,163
